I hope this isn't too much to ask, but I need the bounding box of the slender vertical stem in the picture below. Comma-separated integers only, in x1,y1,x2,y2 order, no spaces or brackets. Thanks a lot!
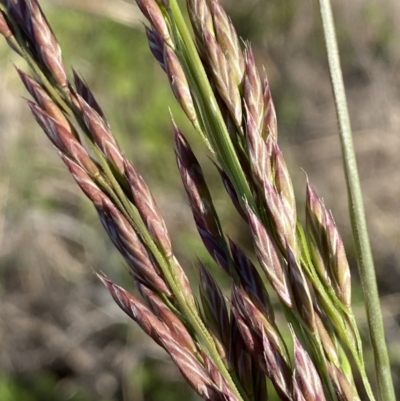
317,1,395,400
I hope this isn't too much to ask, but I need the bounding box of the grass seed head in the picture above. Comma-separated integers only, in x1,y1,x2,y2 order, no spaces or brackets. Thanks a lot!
125,161,173,259
19,69,71,130
244,48,263,134
203,28,242,127
209,0,245,85
165,46,199,127
73,71,107,122
229,239,274,322
97,275,169,347
136,0,172,45
247,206,292,307
328,364,361,401
262,74,277,140
145,26,166,72
29,102,99,177
138,283,196,352
293,335,327,401
100,197,172,296
78,94,125,175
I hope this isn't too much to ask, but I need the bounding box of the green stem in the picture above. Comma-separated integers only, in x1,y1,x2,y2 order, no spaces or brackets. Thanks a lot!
167,0,254,209
317,1,395,400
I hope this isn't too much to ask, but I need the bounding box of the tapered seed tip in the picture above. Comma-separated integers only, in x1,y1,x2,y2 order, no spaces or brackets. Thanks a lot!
245,204,259,230
306,181,318,201
27,99,39,112
15,65,28,80
28,101,50,124
95,272,114,290
17,70,38,98
198,260,212,284
171,119,183,142
72,69,80,83
244,46,255,64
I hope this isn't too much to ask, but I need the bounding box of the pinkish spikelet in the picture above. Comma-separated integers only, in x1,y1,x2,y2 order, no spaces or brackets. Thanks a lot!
263,181,297,254
124,161,173,260
18,68,70,130
293,335,327,401
228,315,254,395
261,329,292,401
262,74,278,141
293,378,307,401
174,125,231,273
245,111,273,190
135,0,171,45
234,296,291,401
28,102,99,177
138,283,196,352
99,274,224,401
97,274,169,347
324,209,351,307
305,183,331,285
187,0,214,59
160,336,223,401
73,71,107,122
209,0,244,85
306,183,351,306
328,364,361,401
231,307,261,356
23,0,67,88
61,154,105,207
244,47,263,134
77,94,125,175
165,46,199,128
232,287,285,360
203,28,242,128
201,351,240,401
246,206,292,307
272,142,296,223
100,197,172,296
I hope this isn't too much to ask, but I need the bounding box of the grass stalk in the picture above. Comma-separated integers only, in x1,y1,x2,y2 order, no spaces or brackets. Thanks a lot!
317,1,395,400
167,0,254,208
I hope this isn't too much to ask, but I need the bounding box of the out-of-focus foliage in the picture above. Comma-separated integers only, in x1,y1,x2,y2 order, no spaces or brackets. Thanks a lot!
0,0,399,400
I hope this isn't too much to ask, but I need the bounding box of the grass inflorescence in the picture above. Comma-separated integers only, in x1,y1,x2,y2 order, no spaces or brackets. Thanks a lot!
0,0,394,400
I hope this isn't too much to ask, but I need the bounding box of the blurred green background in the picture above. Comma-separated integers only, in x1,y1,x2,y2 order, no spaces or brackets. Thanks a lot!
0,0,399,400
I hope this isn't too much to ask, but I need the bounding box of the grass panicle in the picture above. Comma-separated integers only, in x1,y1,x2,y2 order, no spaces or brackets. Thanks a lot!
0,0,394,400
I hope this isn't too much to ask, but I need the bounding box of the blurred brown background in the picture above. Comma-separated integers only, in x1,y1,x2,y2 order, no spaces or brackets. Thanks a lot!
0,0,399,400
